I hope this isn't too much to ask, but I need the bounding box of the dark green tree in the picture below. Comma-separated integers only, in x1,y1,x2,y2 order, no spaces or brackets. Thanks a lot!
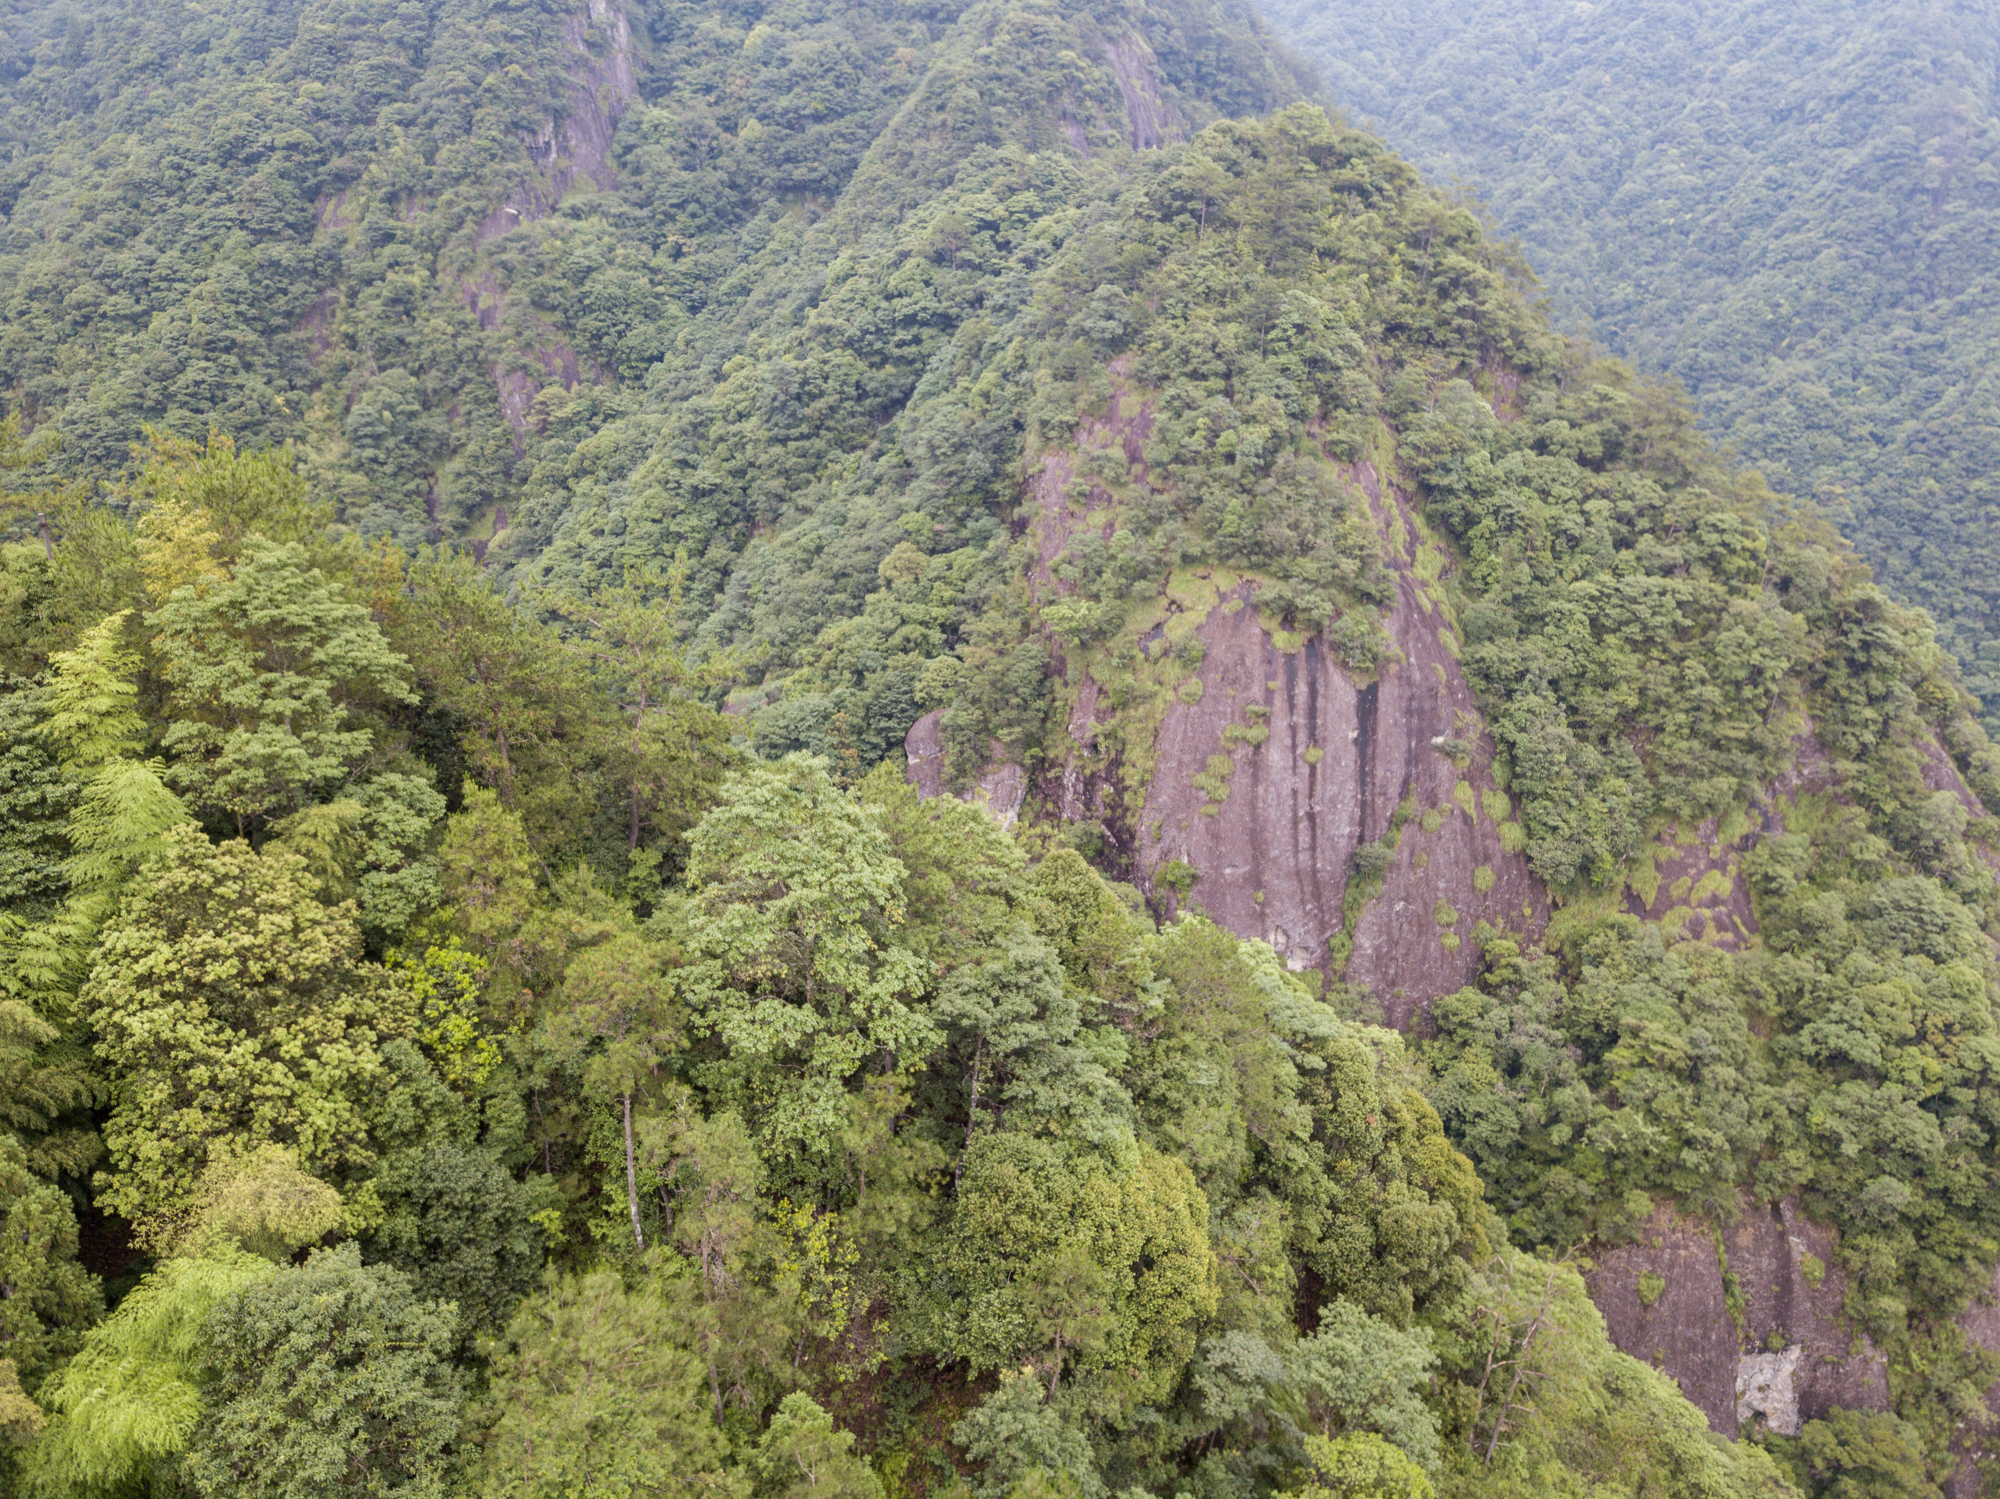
181,1244,462,1499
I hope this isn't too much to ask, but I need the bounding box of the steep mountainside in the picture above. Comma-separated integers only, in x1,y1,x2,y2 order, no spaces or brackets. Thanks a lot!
4,1,2000,1495
1259,0,2000,731
883,100,2000,1493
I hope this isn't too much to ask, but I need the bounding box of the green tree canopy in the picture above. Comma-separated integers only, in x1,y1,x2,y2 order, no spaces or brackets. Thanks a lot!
469,1268,742,1499
150,540,415,829
82,822,411,1238
180,1244,462,1499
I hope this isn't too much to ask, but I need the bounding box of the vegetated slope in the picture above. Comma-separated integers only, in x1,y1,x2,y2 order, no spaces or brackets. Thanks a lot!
0,0,1307,550
884,99,2000,1488
5,0,2000,1493
1257,0,2000,732
0,190,1801,1499
0,0,1321,759
3,5,1805,1498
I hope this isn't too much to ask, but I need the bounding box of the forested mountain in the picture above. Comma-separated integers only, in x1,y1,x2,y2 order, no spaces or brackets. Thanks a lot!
3,1,2000,1497
1259,0,2000,730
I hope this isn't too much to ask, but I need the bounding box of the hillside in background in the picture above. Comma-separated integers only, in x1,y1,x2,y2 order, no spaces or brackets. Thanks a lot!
1259,0,2000,730
5,1,2000,1496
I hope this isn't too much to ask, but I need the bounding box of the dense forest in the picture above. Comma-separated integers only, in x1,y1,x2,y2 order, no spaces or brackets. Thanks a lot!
3,0,2000,1497
1259,0,2000,731
0,436,1814,1498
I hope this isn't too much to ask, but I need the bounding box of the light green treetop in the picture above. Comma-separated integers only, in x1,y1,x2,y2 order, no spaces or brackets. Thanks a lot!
20,1248,277,1498
676,755,936,1158
81,822,411,1240
469,1268,743,1499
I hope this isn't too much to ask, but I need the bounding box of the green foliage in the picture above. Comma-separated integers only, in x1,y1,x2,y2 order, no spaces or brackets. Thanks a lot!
542,560,736,874
750,1392,883,1499
934,926,1130,1150
0,1356,42,1450
34,612,147,779
170,1144,348,1263
81,822,413,1240
548,922,684,1248
363,1041,544,1343
1282,1432,1433,1499
180,1243,462,1499
0,686,73,918
1425,922,1768,1249
469,1268,743,1499
676,755,935,1165
953,1367,1105,1499
392,939,504,1091
637,1094,796,1425
0,1134,101,1392
1436,1248,1803,1498
1287,1300,1440,1470
0,6,1951,1497
922,1133,1219,1413
131,429,332,600
385,548,732,875
1265,0,2000,734
1769,1409,1941,1499
0,991,100,1181
150,539,416,828
21,1249,278,1498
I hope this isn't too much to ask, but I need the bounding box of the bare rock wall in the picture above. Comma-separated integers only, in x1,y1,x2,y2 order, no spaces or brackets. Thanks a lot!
1586,1196,1889,1440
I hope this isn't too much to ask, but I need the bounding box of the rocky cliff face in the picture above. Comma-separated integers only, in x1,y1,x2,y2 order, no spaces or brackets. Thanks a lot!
1586,1196,1891,1440
475,0,639,446
1125,464,1547,1027
1006,367,1549,1024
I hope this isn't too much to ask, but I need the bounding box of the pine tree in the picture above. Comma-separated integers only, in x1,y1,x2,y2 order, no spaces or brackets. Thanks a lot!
469,1269,742,1499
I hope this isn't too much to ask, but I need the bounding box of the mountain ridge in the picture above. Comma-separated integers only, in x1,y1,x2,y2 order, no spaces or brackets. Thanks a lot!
1259,0,2000,731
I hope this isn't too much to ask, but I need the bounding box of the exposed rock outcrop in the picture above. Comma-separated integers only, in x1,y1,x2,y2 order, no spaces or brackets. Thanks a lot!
905,709,1027,827
303,0,637,466
1135,576,1545,1024
1947,1265,2000,1496
477,0,638,241
472,0,636,442
1005,359,1548,1019
1586,1196,1889,1439
1101,34,1179,151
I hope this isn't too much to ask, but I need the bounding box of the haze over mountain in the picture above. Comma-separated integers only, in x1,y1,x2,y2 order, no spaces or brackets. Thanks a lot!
1,3,1998,1497
1261,0,2000,730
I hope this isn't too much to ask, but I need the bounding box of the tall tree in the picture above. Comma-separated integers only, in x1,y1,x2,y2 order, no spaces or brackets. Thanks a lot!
0,1133,102,1395
150,541,415,832
129,429,330,604
81,823,411,1240
748,1393,882,1499
469,1270,743,1499
544,557,735,877
675,755,935,1164
639,1096,795,1424
3,614,186,1140
385,551,607,863
546,927,684,1249
362,1040,545,1343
